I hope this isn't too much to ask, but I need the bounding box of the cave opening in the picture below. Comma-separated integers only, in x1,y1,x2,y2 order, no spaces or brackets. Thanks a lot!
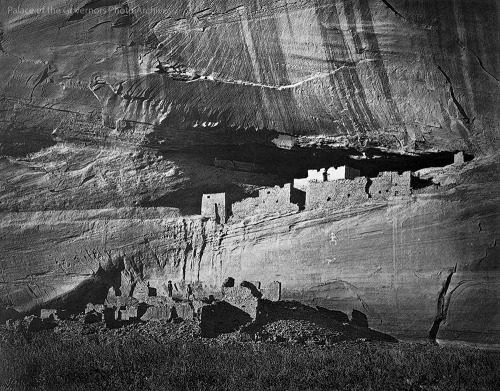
167,143,466,179
146,143,471,214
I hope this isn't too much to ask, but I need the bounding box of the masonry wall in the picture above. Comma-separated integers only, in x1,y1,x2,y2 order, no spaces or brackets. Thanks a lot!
232,184,299,220
293,177,309,192
369,171,411,199
327,166,360,180
454,151,465,164
307,168,327,182
306,177,367,210
201,193,227,222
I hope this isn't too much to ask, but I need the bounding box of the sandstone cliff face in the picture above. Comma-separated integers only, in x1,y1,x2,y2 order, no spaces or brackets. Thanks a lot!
1,156,498,346
1,0,499,153
0,0,499,347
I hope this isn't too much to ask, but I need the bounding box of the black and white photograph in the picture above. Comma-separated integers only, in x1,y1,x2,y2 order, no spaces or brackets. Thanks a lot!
0,0,499,389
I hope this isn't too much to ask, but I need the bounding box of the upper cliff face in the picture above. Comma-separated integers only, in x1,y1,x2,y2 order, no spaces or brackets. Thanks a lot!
1,0,499,156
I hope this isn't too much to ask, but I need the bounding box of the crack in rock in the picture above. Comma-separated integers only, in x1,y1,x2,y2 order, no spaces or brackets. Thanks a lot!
436,65,470,125
429,264,457,342
380,0,411,23
456,38,500,85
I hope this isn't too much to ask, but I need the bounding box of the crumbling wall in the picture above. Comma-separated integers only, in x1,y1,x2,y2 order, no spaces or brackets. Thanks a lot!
132,281,150,301
293,177,309,192
231,184,298,220
261,281,281,302
141,304,170,321
119,306,138,321
307,168,327,182
40,309,58,320
201,193,227,223
369,171,411,199
454,151,465,165
222,285,260,320
199,301,254,336
294,166,360,192
306,177,367,210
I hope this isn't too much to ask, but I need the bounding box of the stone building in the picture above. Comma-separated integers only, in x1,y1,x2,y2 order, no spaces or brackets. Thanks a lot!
132,281,150,301
201,193,227,223
327,166,360,181
231,184,299,220
306,177,368,210
293,166,360,191
454,151,465,165
40,309,58,321
368,171,411,199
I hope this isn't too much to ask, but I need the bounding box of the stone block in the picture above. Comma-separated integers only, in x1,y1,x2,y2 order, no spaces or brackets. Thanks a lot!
40,309,58,320
232,184,298,220
85,303,105,314
106,286,118,302
222,286,259,321
115,296,138,308
132,281,149,301
306,178,367,210
172,302,194,320
141,305,170,321
145,296,169,306
119,306,138,321
262,281,281,302
201,193,227,223
454,151,465,165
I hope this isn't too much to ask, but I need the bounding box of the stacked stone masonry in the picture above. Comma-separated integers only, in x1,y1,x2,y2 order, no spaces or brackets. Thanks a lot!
306,177,368,210
231,184,299,220
203,167,412,222
454,151,465,165
368,171,411,199
201,193,227,223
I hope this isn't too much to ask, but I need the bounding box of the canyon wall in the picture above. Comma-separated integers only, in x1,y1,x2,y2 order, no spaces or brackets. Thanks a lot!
0,0,499,347
1,0,499,153
1,156,499,347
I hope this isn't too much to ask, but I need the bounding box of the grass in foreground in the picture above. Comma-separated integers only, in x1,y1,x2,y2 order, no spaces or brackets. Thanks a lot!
1,333,499,391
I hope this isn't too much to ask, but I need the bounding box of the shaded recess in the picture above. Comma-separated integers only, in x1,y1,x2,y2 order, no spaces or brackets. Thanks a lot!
141,143,470,213
33,263,123,317
241,300,398,343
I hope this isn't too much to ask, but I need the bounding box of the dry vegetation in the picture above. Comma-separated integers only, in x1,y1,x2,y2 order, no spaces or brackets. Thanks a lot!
1,328,499,391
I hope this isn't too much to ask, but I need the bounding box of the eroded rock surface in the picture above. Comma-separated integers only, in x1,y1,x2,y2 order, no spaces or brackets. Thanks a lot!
0,0,499,348
1,0,499,153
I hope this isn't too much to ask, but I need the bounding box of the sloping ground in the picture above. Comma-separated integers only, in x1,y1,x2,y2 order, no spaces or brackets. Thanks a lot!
2,321,500,390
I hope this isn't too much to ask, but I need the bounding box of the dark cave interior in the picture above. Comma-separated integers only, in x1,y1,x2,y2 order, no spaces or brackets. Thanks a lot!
145,143,472,214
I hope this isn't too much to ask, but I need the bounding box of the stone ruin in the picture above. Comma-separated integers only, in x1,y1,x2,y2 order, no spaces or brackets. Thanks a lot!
300,166,411,210
198,280,282,337
67,274,282,336
454,151,465,165
40,308,59,321
201,192,227,223
306,177,368,210
231,184,299,220
368,171,411,199
294,166,361,191
201,165,413,223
